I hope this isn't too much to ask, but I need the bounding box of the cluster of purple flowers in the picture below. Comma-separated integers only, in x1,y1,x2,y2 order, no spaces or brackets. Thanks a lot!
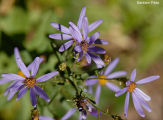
0,6,160,120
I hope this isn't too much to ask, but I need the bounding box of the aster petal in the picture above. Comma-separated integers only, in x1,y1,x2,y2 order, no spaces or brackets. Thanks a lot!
14,47,30,78
49,33,72,40
27,57,43,71
134,91,152,112
132,92,145,117
88,46,106,54
124,92,130,117
95,84,101,105
59,40,73,52
61,108,76,120
89,32,100,45
131,69,136,82
88,19,103,32
69,22,82,43
34,85,50,102
16,86,28,100
74,45,82,52
105,82,120,92
7,83,24,101
85,79,98,86
30,88,37,107
82,16,89,40
0,78,12,84
50,22,70,34
36,72,58,82
136,75,160,85
88,53,104,67
104,58,119,75
107,71,127,79
94,39,108,45
39,116,54,120
77,6,86,30
4,81,21,96
31,57,40,77
85,52,91,64
115,87,128,97
134,88,151,101
77,51,83,62
1,73,25,81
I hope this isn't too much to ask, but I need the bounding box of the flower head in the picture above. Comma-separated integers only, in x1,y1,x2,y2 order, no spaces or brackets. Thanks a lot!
115,69,160,117
0,47,58,107
49,6,105,53
85,58,127,105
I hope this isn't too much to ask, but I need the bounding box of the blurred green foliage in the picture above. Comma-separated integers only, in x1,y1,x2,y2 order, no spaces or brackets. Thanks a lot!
0,0,162,120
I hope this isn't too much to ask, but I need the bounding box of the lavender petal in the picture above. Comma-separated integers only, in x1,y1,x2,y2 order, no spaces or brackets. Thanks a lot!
14,47,30,78
124,92,130,117
16,86,28,100
49,33,72,40
82,16,89,40
88,53,104,67
50,22,70,34
59,40,73,52
95,84,101,105
85,79,98,86
104,58,119,76
77,6,86,30
77,51,83,62
39,116,54,120
1,73,25,81
69,22,82,43
85,52,91,64
34,85,50,102
31,57,40,77
134,91,152,112
105,82,120,92
132,92,145,117
94,39,108,45
131,69,136,82
74,45,82,52
107,71,127,79
88,46,106,54
115,87,128,97
88,19,103,32
30,88,37,107
0,78,12,84
61,108,76,120
89,32,100,45
134,88,151,101
27,57,43,71
36,72,58,82
136,75,160,85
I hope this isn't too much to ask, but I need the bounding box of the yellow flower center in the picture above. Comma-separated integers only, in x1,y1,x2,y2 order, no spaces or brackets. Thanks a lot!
128,82,136,92
17,71,36,88
17,71,26,78
98,75,107,86
24,78,36,88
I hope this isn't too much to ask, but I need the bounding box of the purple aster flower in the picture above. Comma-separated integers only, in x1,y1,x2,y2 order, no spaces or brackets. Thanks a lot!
49,6,105,52
85,58,127,105
0,47,58,107
71,17,107,67
115,69,160,117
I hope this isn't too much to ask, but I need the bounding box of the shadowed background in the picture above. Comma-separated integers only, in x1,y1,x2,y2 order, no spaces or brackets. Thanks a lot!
0,0,162,120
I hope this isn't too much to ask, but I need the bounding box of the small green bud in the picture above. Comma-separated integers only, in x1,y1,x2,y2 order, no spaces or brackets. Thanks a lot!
59,62,67,71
